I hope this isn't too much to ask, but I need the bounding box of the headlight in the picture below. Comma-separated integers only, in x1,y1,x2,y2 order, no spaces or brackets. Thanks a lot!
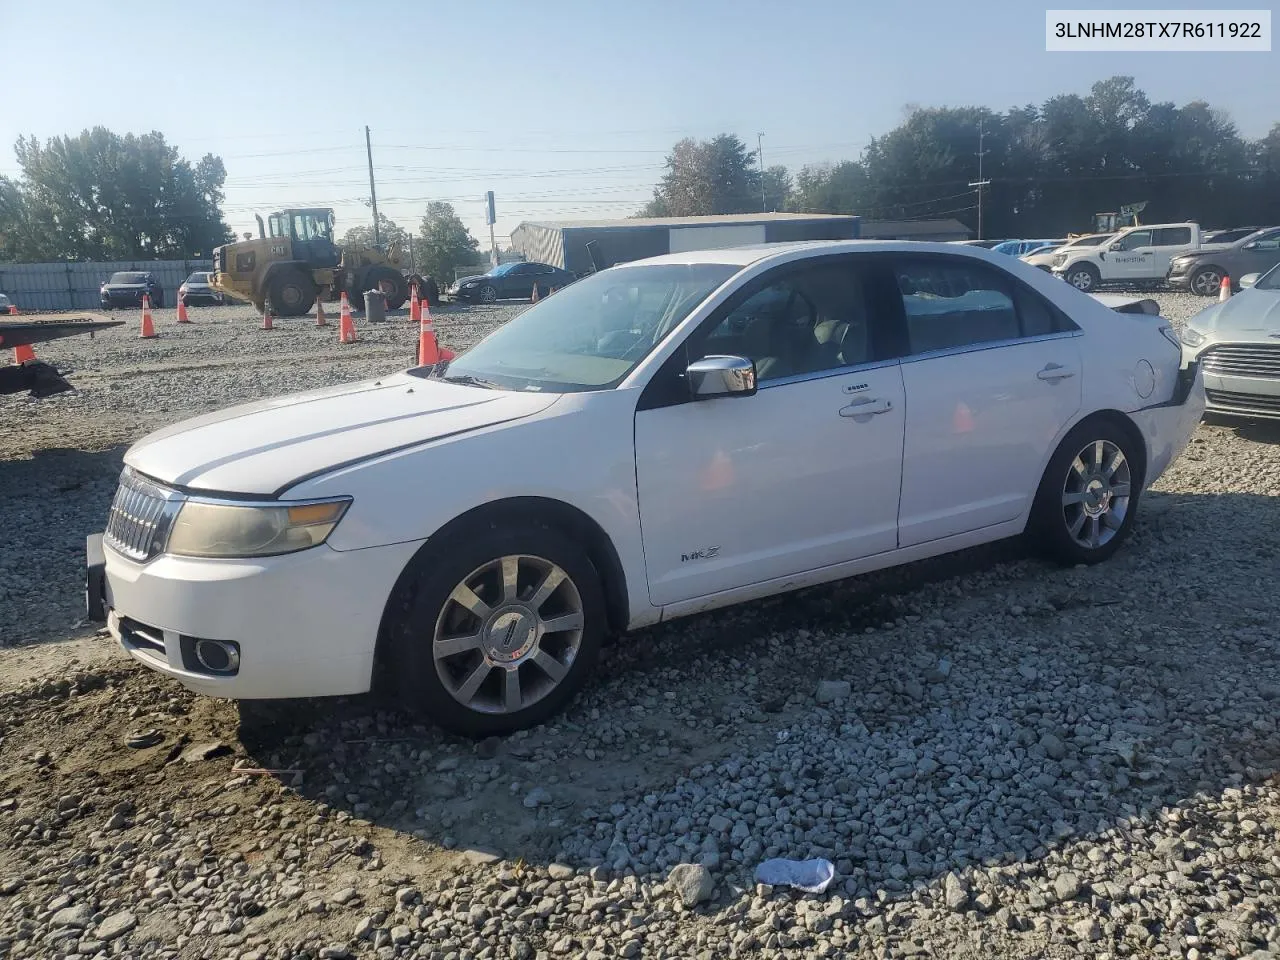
1179,327,1206,348
462,280,478,287
166,498,351,558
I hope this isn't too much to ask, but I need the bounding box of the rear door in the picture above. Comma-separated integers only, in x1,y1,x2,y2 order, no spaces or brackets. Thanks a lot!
504,264,535,299
889,254,1082,546
1150,226,1195,276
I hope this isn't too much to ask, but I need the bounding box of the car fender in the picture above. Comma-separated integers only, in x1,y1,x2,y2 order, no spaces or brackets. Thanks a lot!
283,388,658,626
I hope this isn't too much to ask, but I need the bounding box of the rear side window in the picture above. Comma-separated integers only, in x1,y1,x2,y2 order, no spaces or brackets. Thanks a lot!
1154,227,1192,246
891,257,1072,354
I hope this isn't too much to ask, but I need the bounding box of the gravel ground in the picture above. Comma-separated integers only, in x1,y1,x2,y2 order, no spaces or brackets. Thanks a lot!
4,290,1280,960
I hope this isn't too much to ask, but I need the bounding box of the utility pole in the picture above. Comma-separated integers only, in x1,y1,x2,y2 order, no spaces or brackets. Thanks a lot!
757,132,768,212
365,125,381,245
968,119,991,241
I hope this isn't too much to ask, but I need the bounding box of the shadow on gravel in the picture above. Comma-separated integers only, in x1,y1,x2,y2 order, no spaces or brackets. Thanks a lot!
1203,413,1280,446
227,487,1280,917
0,445,126,647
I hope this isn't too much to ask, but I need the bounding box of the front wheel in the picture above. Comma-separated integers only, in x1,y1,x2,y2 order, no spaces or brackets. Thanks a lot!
268,269,317,317
385,521,605,737
1030,420,1140,565
366,266,408,310
1064,264,1099,292
1190,266,1224,297
478,284,498,304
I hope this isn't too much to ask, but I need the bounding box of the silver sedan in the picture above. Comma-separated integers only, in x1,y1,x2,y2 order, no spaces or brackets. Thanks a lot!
1181,264,1280,418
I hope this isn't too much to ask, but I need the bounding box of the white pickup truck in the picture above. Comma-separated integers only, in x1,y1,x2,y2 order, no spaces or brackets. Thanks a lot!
1051,222,1201,292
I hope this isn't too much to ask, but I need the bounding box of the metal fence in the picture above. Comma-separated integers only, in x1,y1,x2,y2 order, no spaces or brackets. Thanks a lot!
0,260,212,311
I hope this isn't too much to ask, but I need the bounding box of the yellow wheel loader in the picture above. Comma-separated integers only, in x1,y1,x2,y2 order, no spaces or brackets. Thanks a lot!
211,208,416,316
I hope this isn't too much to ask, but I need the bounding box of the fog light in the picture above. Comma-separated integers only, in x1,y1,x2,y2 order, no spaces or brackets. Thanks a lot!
193,639,240,674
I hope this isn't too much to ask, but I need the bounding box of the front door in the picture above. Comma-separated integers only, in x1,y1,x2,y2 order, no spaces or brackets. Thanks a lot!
1105,228,1157,281
1239,228,1280,277
889,255,1083,546
634,256,905,606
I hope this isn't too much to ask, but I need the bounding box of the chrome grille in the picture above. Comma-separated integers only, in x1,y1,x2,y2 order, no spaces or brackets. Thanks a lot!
1201,343,1280,380
1206,389,1280,418
104,469,182,561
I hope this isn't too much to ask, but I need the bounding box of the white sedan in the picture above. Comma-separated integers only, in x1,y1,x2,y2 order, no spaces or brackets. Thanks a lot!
86,241,1204,736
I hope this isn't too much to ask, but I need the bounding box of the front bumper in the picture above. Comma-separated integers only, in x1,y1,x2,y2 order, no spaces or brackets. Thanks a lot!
86,534,423,699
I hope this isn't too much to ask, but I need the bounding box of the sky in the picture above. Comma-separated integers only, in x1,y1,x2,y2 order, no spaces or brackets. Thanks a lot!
1,0,1276,252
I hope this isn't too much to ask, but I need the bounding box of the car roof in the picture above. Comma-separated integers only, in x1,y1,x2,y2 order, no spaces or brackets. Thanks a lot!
628,239,1005,269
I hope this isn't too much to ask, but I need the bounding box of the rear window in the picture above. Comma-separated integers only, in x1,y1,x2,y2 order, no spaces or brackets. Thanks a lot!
109,272,149,283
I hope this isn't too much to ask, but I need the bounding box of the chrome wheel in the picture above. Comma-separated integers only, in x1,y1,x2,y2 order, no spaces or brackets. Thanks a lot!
1191,268,1222,297
1067,269,1096,291
432,554,584,715
479,285,497,303
1062,439,1132,550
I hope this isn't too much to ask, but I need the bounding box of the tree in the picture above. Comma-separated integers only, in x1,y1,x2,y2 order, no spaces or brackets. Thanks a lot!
640,134,763,216
8,127,230,260
417,202,479,284
341,213,411,254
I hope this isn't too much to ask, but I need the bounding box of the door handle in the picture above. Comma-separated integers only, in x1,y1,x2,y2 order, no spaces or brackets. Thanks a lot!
1037,363,1075,382
839,397,892,418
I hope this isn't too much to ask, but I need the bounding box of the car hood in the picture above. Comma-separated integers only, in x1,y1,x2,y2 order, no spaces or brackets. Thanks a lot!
125,372,560,496
1186,289,1280,338
103,283,150,289
453,275,488,286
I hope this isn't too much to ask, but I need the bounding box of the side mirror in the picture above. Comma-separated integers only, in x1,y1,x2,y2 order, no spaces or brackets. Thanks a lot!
687,355,756,399
1239,273,1260,289
1243,242,1258,251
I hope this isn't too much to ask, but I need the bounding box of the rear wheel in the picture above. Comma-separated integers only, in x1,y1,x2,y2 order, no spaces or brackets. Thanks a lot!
385,520,605,737
1030,419,1141,565
1190,266,1224,297
365,267,408,310
1064,264,1099,292
267,268,317,317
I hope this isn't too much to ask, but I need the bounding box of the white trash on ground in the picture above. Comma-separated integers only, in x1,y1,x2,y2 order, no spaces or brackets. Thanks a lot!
754,857,836,894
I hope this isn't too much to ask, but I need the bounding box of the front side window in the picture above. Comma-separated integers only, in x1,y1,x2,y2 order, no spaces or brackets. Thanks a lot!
1112,230,1153,251
440,263,736,393
694,261,872,383
1247,229,1280,251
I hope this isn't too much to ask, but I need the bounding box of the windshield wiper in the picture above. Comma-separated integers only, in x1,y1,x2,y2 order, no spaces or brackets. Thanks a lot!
439,373,501,390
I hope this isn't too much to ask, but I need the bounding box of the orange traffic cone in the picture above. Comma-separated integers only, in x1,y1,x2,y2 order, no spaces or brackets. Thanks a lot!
410,283,422,324
13,343,36,364
262,308,275,331
315,299,328,327
439,346,456,362
1219,275,1232,302
8,303,18,315
417,304,439,366
339,292,358,344
176,297,192,324
140,294,157,339
531,283,540,303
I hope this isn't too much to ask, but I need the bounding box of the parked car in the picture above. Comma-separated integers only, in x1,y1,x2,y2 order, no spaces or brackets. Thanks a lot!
991,239,1066,257
1166,226,1280,296
449,261,577,303
1203,227,1263,245
100,271,165,309
179,271,224,306
1052,223,1202,291
0,292,13,313
952,239,1007,248
85,240,1203,736
1180,262,1280,417
1022,234,1115,271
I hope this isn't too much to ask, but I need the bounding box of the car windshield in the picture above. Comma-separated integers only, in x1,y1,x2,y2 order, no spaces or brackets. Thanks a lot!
440,262,738,393
186,273,209,283
110,272,149,283
1256,264,1280,291
487,263,520,277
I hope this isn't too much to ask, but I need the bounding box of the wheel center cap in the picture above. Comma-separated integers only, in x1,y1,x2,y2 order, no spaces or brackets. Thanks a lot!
1083,477,1110,517
484,608,537,663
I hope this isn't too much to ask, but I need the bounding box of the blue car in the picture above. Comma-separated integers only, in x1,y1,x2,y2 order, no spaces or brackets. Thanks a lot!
991,239,1064,257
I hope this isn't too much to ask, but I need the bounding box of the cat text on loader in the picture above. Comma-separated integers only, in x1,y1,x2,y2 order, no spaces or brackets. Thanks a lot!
210,208,414,317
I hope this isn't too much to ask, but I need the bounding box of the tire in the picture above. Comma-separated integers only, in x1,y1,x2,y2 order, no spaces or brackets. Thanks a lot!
267,268,316,317
1190,266,1224,297
152,291,164,308
1064,264,1100,292
366,266,409,310
1030,418,1141,566
478,284,498,304
385,519,605,737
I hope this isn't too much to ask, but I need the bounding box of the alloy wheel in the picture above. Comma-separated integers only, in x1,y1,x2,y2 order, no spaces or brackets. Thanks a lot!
1061,439,1132,550
432,554,584,715
1191,269,1222,296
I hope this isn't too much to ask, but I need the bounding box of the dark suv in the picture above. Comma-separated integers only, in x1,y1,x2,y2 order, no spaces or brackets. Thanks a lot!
100,272,165,309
